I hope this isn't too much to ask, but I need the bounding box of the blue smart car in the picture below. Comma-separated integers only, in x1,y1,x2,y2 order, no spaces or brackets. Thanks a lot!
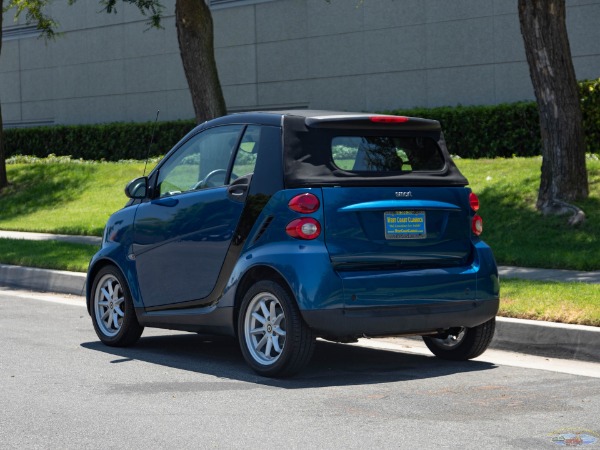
86,111,499,377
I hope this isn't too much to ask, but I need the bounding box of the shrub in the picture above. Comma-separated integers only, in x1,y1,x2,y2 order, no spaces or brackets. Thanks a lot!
4,120,196,161
387,78,600,158
579,78,600,154
385,102,542,158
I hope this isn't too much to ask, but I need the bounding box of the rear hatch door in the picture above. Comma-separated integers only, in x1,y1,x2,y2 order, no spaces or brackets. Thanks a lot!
322,186,473,271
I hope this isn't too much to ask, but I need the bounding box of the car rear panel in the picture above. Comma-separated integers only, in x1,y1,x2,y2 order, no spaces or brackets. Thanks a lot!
273,111,499,336
322,186,478,307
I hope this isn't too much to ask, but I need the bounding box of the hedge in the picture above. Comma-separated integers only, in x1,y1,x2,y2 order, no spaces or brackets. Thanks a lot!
385,102,541,158
4,120,196,161
580,77,600,154
387,78,599,158
4,78,600,160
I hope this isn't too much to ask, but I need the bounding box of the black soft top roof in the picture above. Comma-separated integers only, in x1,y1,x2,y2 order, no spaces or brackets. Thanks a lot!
277,111,468,188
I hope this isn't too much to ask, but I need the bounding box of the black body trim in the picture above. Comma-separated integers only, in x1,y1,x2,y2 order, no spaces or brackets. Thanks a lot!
136,306,235,335
301,298,499,338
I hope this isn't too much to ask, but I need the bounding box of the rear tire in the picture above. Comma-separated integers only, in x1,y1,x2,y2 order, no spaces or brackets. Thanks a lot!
423,318,495,361
91,265,143,347
238,280,315,377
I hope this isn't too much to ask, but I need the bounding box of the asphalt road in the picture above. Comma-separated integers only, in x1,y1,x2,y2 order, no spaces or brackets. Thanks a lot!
1,288,599,450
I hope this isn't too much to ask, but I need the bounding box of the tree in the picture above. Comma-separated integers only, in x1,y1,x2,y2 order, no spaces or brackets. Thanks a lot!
0,0,226,191
518,0,588,224
174,0,226,123
102,0,226,123
0,0,60,191
0,1,6,190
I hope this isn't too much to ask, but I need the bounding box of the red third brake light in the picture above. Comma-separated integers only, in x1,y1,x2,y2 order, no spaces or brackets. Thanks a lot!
469,192,480,211
286,218,321,240
288,193,320,213
369,116,409,124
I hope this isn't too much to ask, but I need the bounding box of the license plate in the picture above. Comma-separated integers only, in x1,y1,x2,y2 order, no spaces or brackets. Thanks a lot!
384,211,426,239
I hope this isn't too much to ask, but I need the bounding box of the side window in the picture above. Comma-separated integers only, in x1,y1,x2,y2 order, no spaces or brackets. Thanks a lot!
157,125,243,197
229,125,261,182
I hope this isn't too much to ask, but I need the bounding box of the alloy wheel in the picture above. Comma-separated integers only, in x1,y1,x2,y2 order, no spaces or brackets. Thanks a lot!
94,274,125,337
243,292,287,365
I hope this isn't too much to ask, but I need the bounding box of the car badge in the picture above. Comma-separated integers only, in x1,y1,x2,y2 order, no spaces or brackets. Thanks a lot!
395,191,413,198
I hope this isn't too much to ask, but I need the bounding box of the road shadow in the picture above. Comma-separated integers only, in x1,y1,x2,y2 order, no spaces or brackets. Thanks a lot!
81,331,497,389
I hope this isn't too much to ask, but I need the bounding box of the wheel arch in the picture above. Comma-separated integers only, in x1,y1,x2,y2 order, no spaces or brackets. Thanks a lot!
86,258,126,315
233,265,294,336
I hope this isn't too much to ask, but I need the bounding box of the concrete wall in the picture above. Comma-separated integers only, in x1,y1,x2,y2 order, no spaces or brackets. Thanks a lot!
1,0,599,126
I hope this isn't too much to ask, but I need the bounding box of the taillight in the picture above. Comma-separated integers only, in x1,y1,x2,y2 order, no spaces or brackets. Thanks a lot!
469,192,480,211
369,115,409,124
472,215,483,236
286,218,321,240
470,193,482,235
288,193,320,213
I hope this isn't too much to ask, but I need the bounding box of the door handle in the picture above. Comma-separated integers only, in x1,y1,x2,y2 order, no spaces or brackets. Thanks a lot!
228,184,248,202
152,197,179,207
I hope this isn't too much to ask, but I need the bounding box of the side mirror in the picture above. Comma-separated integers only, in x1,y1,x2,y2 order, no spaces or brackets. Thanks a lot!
125,177,148,199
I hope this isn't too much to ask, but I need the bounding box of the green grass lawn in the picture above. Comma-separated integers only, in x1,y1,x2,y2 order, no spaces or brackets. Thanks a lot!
455,156,600,271
0,155,599,326
0,159,151,236
1,155,598,270
500,278,600,327
0,238,98,272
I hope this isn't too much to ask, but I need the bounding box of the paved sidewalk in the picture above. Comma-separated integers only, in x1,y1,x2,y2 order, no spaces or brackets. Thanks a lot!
2,230,599,283
498,265,600,284
0,230,102,246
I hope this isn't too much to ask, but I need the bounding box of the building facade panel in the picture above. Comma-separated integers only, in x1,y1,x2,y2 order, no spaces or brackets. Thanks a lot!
213,4,256,47
363,26,427,74
256,79,309,109
425,16,496,69
256,39,308,82
363,0,426,30
365,71,429,111
493,61,534,104
425,0,494,23
255,0,307,42
1,0,599,126
427,65,497,107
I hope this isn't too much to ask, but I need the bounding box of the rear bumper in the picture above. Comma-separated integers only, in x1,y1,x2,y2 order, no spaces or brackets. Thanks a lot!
302,296,499,338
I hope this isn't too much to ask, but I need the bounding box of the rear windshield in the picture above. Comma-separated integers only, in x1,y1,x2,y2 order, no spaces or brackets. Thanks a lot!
332,136,446,173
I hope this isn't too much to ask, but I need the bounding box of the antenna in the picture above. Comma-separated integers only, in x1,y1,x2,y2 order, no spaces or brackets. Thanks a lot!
143,110,160,176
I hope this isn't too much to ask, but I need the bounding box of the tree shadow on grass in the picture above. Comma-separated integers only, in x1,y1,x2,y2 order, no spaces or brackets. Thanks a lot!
0,164,95,222
477,180,600,270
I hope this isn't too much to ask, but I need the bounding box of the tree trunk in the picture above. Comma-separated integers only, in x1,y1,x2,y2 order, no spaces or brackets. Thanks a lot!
518,0,588,219
175,0,226,124
0,0,8,191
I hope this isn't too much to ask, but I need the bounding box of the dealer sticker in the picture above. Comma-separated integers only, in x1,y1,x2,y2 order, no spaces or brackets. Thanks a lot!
384,211,426,239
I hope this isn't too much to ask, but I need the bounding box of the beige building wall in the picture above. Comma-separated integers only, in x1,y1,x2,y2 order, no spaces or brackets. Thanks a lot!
1,0,599,126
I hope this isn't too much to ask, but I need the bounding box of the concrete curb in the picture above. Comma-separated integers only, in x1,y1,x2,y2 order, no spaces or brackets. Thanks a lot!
493,317,600,363
0,264,86,297
1,264,598,363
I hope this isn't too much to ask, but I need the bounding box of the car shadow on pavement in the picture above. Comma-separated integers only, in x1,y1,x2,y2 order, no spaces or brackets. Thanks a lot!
81,331,497,389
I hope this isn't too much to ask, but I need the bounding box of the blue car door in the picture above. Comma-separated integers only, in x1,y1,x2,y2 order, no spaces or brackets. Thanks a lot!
133,124,247,308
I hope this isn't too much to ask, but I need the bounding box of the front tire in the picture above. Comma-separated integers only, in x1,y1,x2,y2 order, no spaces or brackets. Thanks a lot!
91,265,143,347
423,318,496,360
238,280,315,377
